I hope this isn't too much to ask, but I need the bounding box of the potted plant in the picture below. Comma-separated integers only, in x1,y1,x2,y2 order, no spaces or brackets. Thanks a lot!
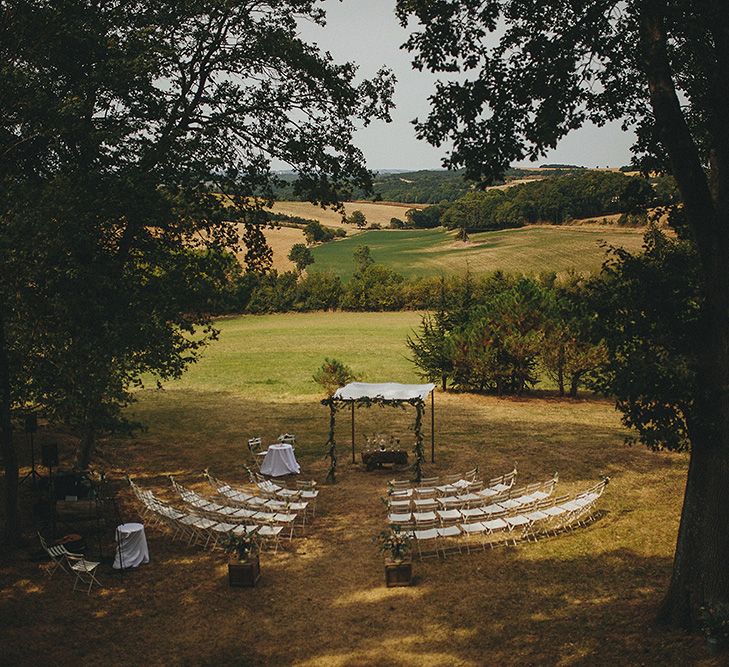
222,533,261,588
699,603,729,655
375,526,413,587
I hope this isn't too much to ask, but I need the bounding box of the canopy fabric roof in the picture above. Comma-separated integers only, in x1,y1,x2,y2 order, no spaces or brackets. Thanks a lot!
332,382,436,402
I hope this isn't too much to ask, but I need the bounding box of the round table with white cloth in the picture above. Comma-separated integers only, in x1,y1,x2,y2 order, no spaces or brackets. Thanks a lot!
260,443,300,477
113,522,150,570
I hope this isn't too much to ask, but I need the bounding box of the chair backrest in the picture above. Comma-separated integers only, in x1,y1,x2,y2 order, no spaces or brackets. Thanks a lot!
278,433,296,445
463,467,479,481
419,476,438,487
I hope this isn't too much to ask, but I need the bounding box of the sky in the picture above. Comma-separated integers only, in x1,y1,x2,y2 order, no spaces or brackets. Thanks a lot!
294,0,636,172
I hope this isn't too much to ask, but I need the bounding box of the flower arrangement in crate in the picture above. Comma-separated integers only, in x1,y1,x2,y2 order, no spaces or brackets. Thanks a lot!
374,525,412,563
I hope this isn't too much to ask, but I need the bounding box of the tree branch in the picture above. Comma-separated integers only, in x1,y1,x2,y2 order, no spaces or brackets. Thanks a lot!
639,1,716,248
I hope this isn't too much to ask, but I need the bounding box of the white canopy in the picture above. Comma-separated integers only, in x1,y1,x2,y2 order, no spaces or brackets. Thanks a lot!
333,382,436,402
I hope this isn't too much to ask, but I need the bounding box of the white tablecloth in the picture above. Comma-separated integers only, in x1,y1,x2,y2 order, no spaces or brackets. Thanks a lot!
260,443,300,477
113,522,150,569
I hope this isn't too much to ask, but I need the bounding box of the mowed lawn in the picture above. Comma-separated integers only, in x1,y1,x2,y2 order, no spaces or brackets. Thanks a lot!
311,226,648,280
1,312,712,666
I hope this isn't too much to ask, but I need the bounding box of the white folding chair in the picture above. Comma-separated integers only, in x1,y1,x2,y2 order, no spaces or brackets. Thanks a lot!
38,532,77,578
67,555,103,595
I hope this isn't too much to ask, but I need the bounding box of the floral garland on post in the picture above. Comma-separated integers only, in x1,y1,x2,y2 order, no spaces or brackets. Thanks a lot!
412,401,425,482
322,398,339,483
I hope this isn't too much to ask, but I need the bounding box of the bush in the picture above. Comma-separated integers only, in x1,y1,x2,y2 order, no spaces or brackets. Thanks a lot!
389,217,406,229
296,271,342,311
303,220,337,244
368,222,381,229
313,358,359,396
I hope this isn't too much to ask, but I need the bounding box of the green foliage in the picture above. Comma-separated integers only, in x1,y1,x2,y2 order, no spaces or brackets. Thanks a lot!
296,271,343,311
374,526,412,561
304,220,338,245
221,532,259,562
288,243,315,273
348,210,367,228
343,247,405,311
0,0,394,473
313,358,359,397
589,227,701,452
408,274,606,397
433,172,667,234
389,217,406,229
406,205,443,228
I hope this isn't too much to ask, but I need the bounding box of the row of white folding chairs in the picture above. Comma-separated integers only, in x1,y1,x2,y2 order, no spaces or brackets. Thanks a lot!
170,477,301,538
405,478,609,559
459,478,609,550
244,468,320,513
388,466,481,496
129,480,285,552
388,471,548,513
202,470,312,523
388,474,559,528
388,467,518,500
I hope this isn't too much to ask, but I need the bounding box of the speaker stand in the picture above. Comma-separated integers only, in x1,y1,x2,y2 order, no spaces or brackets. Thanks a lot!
19,431,41,490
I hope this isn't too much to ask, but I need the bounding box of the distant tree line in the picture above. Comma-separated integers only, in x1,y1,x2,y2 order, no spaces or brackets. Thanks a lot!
269,167,588,204
401,171,679,233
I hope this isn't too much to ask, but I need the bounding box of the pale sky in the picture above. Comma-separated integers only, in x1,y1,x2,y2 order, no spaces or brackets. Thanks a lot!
294,0,636,172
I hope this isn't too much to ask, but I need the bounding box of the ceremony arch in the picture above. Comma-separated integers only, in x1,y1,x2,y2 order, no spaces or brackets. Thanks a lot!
321,382,436,483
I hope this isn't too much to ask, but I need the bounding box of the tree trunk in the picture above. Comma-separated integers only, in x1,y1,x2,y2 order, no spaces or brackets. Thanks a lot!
441,374,447,391
657,267,729,629
568,373,580,398
0,313,20,545
75,421,96,471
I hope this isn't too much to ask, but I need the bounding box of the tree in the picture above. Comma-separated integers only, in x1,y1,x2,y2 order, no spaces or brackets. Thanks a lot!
348,209,367,228
313,358,359,397
0,0,393,543
303,220,337,245
396,0,729,629
288,243,315,274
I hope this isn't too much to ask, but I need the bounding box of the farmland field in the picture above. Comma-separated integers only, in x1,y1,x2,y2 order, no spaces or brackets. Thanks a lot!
2,311,706,665
310,225,647,280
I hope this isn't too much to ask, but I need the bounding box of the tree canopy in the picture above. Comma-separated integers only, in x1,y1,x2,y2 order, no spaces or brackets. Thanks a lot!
0,0,394,542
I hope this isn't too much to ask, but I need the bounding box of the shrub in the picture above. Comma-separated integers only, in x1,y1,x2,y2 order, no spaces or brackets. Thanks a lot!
313,358,359,396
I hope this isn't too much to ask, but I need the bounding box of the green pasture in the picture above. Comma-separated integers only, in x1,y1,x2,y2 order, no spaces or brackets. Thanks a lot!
310,226,647,280
145,311,422,402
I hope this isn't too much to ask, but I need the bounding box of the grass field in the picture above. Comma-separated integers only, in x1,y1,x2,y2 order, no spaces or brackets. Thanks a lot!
1,312,713,666
310,225,647,280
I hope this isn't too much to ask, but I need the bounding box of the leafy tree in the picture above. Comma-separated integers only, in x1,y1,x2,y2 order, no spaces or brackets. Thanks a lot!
389,217,406,229
406,205,442,228
348,210,367,228
397,0,729,628
590,227,701,451
288,243,315,274
303,221,336,245
313,358,359,397
296,271,343,311
0,0,393,543
353,245,375,273
407,279,454,390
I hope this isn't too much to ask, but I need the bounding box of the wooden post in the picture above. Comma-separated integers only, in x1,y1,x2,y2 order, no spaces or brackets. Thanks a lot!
431,390,435,463
351,402,355,464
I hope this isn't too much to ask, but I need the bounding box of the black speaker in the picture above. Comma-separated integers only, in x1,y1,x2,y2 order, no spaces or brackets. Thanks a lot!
25,413,37,433
41,443,58,468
